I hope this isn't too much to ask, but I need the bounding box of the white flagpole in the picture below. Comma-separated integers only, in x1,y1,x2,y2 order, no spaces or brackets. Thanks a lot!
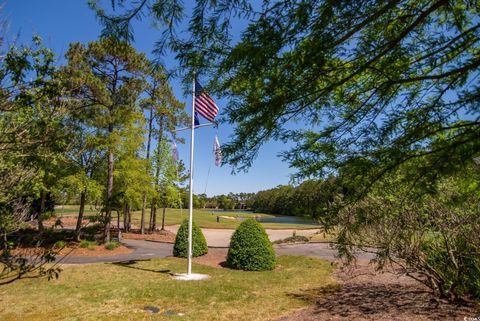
187,74,195,275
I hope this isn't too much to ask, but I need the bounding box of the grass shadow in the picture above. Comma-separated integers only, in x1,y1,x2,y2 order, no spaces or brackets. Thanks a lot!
287,282,477,320
110,259,172,275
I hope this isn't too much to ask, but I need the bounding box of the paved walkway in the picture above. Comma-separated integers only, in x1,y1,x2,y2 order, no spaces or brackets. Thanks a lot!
57,239,374,264
56,239,174,264
164,225,318,247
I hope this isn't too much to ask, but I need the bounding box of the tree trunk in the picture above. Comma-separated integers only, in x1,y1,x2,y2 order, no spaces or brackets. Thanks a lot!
104,147,114,243
122,203,128,233
3,232,8,251
152,205,157,231
38,190,46,232
127,205,131,232
75,191,86,241
140,194,147,234
161,205,166,231
140,106,155,234
149,204,155,232
116,210,122,241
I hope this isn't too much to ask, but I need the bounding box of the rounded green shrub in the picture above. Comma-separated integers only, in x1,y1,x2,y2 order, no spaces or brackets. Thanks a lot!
173,219,208,258
79,240,97,250
104,241,120,250
53,240,67,248
227,219,276,271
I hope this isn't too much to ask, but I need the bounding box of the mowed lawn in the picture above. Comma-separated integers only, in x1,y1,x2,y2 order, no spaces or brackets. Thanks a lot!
0,256,335,321
55,205,319,230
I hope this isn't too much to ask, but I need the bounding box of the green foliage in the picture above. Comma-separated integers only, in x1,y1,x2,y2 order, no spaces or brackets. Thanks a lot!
97,0,480,199
104,241,120,250
1,36,71,235
79,240,97,250
153,139,183,208
173,219,208,258
54,240,67,248
218,195,235,211
335,163,480,301
250,178,341,221
272,235,309,245
227,219,276,271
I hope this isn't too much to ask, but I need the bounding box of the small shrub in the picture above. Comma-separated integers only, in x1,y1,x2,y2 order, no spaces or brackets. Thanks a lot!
82,223,103,234
173,220,208,258
227,219,276,271
79,240,97,250
272,235,309,244
53,240,67,248
104,241,120,251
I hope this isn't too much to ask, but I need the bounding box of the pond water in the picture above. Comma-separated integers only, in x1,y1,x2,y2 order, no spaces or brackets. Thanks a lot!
250,216,316,225
208,210,317,225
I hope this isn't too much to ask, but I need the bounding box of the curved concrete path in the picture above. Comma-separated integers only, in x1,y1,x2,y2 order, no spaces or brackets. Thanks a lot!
164,225,318,247
57,239,374,264
56,239,174,264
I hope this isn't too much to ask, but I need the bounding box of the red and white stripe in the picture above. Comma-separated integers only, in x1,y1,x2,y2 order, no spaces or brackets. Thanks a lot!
195,93,219,122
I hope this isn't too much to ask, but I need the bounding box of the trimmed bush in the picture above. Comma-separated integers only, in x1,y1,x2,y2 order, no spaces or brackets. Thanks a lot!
272,235,309,244
104,241,120,250
227,219,276,271
53,240,67,248
79,240,97,250
173,219,208,258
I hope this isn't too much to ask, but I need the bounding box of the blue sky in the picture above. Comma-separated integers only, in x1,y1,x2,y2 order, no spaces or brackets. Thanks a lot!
4,0,296,196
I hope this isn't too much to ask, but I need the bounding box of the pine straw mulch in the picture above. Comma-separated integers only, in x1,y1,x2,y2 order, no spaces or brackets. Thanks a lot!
188,250,479,320
192,248,230,268
9,243,133,257
43,216,89,229
122,229,176,243
273,259,479,321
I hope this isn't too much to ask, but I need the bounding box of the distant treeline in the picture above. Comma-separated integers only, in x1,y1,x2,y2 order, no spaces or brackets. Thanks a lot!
249,178,342,218
181,178,343,218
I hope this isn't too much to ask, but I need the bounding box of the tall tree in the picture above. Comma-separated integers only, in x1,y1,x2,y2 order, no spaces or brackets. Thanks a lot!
146,65,186,233
93,0,480,190
91,1,480,300
139,63,185,234
59,127,104,241
0,36,68,283
64,38,148,242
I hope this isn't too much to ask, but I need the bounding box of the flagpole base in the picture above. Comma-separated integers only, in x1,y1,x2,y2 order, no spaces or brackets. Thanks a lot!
173,273,210,281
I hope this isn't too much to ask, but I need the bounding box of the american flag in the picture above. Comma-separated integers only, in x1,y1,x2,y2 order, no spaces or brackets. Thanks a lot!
171,140,179,163
195,80,219,122
214,135,222,166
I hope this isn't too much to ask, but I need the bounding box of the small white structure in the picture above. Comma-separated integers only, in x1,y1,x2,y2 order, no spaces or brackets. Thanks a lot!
173,273,210,281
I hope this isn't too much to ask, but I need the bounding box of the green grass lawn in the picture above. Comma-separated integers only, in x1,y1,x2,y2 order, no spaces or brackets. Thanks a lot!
0,256,335,321
55,205,319,230
55,204,99,215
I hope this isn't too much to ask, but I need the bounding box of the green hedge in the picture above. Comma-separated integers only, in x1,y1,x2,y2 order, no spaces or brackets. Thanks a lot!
173,219,208,258
227,219,276,271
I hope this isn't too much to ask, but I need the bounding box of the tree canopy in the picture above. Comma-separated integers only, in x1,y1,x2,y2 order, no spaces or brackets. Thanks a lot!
93,0,479,195
89,0,480,300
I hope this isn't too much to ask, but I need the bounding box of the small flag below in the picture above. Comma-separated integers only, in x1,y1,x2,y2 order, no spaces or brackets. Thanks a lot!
194,112,200,126
195,80,219,122
172,140,179,163
214,135,222,166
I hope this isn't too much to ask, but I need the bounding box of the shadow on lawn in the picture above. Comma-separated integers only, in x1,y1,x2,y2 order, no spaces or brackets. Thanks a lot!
110,259,172,275
284,282,478,321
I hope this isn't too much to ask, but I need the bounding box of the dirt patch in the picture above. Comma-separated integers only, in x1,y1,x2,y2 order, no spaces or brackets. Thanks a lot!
58,244,132,257
274,259,479,321
193,248,229,268
10,243,133,257
123,229,176,243
43,215,90,229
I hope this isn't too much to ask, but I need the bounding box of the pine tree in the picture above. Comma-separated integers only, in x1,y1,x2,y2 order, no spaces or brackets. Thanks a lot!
64,38,149,242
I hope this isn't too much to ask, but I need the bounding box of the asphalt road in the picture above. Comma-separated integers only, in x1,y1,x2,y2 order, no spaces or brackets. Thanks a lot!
57,239,374,264
163,225,319,247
